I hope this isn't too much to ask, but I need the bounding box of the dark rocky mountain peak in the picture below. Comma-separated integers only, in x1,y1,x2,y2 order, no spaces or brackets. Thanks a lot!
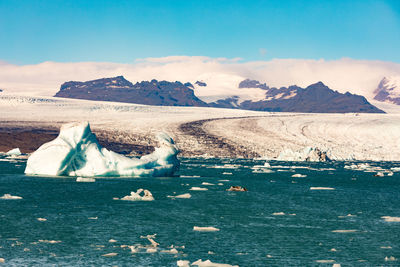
239,79,269,90
195,81,207,87
55,76,208,107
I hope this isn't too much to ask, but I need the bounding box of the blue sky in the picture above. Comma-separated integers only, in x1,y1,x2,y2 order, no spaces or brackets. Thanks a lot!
0,0,399,64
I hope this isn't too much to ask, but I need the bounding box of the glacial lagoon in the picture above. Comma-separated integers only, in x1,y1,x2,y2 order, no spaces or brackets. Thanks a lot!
1,156,400,266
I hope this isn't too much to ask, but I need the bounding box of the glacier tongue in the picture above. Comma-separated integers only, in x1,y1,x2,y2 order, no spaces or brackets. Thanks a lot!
25,122,179,177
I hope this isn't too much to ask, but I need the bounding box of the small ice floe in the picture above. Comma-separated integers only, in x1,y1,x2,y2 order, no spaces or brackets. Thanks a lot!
330,248,337,252
117,189,154,201
189,187,208,191
217,183,224,186
108,239,117,243
222,172,232,175
76,177,95,182
381,246,392,249
331,230,358,233
177,260,190,267
191,259,238,267
167,193,191,199
315,260,335,263
272,212,285,216
6,148,21,156
374,172,384,177
219,179,230,182
140,234,159,248
391,167,400,172
102,252,118,257
146,248,157,253
381,216,400,222
38,240,61,244
385,256,397,262
227,186,247,192
338,214,356,218
201,182,215,186
88,217,98,220
193,226,220,232
160,248,178,254
37,218,47,222
292,174,307,178
387,172,394,176
310,187,335,190
0,194,22,200
180,175,201,178
0,258,4,263
332,264,341,267
208,251,215,254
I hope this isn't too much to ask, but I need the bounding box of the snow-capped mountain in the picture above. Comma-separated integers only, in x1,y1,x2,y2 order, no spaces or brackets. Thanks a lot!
373,76,400,105
55,76,208,107
54,76,384,113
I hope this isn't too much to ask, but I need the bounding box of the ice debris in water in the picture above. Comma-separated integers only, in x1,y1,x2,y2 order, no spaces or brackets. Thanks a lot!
292,173,307,178
167,193,191,199
191,259,239,267
25,122,179,177
193,226,220,232
6,148,21,156
76,177,95,182
189,187,208,191
102,253,118,257
37,218,47,222
177,260,190,267
385,256,397,262
381,216,400,222
0,194,22,200
116,189,154,201
310,187,335,190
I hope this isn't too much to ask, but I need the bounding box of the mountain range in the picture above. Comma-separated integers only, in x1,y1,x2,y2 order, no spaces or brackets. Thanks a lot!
373,76,400,105
54,76,385,113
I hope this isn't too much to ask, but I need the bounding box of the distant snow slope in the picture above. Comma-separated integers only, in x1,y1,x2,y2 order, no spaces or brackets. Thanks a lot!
1,93,400,160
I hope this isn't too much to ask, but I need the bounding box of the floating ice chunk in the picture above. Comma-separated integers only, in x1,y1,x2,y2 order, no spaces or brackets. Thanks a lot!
374,172,384,177
310,187,335,190
0,194,22,200
25,122,179,177
227,186,247,192
6,148,21,156
37,218,47,222
315,260,335,263
190,187,208,191
140,234,159,248
168,193,191,199
118,189,154,201
292,174,307,178
177,260,190,267
385,256,397,262
0,258,4,263
160,248,178,254
272,212,285,216
108,239,117,243
102,253,117,257
332,230,358,233
264,162,271,168
180,175,201,178
38,240,61,244
381,216,400,222
222,172,232,175
76,177,95,182
191,259,238,267
193,226,220,232
381,246,392,249
332,264,341,267
202,182,215,186
146,248,157,253
88,217,98,220
391,167,400,172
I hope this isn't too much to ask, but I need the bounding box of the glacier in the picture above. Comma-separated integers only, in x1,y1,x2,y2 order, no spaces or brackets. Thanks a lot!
25,122,179,177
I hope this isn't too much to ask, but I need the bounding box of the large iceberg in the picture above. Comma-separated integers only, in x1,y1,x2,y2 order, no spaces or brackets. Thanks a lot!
274,147,330,162
25,122,179,177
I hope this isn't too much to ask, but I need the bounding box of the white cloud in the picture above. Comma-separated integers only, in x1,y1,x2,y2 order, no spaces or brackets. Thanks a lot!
0,56,399,100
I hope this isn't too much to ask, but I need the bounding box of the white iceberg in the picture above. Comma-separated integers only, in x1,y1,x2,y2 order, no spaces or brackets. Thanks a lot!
6,148,21,156
25,122,179,177
0,194,22,200
118,189,154,201
191,259,238,267
193,226,220,232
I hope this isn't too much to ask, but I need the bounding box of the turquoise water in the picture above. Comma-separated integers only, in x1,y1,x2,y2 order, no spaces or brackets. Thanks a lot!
1,156,400,266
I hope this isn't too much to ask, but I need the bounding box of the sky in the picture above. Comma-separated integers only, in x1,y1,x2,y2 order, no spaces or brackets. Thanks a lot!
1,0,400,64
